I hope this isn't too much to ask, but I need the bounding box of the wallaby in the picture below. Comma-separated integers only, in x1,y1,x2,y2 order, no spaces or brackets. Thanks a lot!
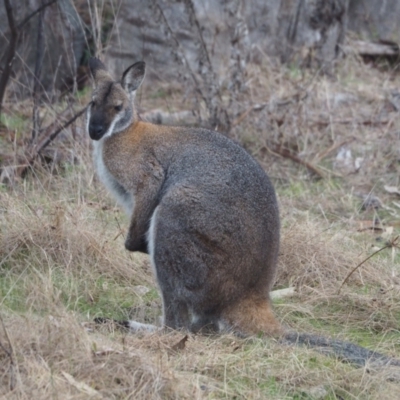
87,58,400,368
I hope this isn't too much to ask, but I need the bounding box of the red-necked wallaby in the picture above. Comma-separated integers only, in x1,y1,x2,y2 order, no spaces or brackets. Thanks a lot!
87,57,281,336
88,58,400,368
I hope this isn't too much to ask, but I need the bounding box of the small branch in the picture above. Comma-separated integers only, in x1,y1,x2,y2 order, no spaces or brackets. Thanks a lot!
232,103,269,127
151,1,207,105
18,105,88,177
337,236,400,294
17,0,58,29
183,0,230,132
268,145,325,179
309,118,391,127
313,138,355,163
31,106,88,157
183,0,213,69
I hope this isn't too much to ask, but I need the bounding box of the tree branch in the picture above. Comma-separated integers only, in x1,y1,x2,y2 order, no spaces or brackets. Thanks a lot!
17,0,58,29
17,105,88,178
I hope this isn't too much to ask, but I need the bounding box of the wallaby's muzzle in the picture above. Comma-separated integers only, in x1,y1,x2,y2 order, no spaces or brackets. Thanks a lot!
89,121,106,141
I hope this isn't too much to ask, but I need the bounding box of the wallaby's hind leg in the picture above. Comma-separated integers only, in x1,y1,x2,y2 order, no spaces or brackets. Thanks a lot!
190,315,219,334
161,291,191,330
148,206,192,330
221,293,282,337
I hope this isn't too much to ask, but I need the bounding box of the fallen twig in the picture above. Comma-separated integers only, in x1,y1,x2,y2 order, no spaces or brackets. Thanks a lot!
343,39,399,57
266,145,325,179
337,235,399,294
310,118,391,127
313,138,355,163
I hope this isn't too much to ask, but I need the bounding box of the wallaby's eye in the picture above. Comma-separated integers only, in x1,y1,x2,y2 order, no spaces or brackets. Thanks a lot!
91,100,96,107
114,104,123,112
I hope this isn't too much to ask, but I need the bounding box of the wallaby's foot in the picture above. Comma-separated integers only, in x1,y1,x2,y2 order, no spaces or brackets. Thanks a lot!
190,316,219,334
162,297,191,330
126,320,159,333
221,294,283,337
98,318,158,333
94,317,159,333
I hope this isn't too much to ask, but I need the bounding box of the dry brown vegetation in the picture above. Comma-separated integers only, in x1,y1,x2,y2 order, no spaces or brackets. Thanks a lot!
1,48,400,398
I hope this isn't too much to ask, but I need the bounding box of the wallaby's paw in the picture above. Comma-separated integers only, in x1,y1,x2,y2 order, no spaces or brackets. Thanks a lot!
124,237,148,253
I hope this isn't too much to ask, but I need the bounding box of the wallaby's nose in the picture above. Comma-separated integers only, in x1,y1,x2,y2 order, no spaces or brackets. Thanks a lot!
89,123,105,140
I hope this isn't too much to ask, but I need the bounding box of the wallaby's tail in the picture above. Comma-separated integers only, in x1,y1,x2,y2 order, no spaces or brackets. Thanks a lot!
281,332,400,368
221,294,283,336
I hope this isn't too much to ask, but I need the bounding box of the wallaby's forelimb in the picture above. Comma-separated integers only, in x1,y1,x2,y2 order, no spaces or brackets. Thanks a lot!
125,165,164,253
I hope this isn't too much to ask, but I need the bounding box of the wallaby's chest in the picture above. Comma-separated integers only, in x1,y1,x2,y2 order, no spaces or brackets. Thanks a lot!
93,140,134,214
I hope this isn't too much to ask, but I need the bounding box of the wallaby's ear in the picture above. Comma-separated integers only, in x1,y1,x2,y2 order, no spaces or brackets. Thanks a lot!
121,61,146,93
89,57,112,85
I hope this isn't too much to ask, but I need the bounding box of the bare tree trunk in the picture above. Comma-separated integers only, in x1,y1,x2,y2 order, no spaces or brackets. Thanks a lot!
0,0,59,121
0,0,18,121
279,0,349,69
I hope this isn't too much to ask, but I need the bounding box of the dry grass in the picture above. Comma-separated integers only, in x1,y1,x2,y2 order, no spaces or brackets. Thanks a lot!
1,53,400,398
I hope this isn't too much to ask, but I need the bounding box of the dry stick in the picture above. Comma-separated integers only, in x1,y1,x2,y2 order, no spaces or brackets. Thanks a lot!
310,118,391,127
152,1,207,107
31,105,88,157
19,105,88,177
268,145,325,179
183,0,213,68
232,106,256,127
313,138,355,163
0,313,16,391
337,235,400,294
17,0,58,30
183,0,230,132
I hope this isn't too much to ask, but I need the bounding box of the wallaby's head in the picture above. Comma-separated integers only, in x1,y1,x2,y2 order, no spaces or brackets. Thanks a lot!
87,57,145,141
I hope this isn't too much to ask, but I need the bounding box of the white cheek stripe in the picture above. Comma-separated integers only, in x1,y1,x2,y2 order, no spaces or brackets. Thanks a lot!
103,113,123,139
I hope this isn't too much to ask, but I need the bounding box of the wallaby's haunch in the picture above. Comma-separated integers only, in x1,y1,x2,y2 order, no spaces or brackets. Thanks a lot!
88,58,400,368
